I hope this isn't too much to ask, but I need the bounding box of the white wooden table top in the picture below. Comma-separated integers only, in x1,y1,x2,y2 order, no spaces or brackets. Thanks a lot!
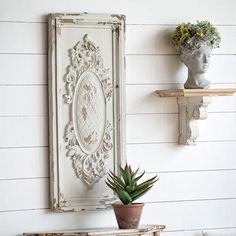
23,224,165,236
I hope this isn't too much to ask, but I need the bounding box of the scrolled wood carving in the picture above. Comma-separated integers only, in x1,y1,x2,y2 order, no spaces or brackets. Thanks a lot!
178,96,211,145
63,34,113,186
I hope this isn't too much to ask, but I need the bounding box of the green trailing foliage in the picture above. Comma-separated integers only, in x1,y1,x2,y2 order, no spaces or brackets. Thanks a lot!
172,21,221,51
106,164,158,204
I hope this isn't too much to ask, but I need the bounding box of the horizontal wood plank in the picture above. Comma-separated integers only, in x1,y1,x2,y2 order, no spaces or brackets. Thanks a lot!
141,171,236,203
1,113,235,148
0,22,47,54
0,178,49,211
126,55,236,85
0,23,235,55
1,141,236,181
0,117,48,147
126,25,236,55
127,142,236,172
127,113,236,143
0,147,48,179
0,52,235,86
1,200,236,235
3,84,236,117
0,54,47,85
0,141,235,181
142,200,236,231
0,86,47,116
0,0,236,24
1,170,235,211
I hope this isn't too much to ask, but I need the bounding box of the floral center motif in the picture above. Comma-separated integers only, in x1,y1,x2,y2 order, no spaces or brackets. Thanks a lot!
63,34,113,187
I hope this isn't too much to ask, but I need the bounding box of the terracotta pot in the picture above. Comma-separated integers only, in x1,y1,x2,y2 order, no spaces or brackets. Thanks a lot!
112,203,144,229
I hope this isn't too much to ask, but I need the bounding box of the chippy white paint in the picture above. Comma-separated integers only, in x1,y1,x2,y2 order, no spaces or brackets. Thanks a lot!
48,13,126,212
177,96,211,145
23,225,165,236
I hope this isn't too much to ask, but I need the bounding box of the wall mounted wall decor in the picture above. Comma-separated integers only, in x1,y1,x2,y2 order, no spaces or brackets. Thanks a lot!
156,88,236,145
172,21,221,89
48,13,126,212
155,22,236,145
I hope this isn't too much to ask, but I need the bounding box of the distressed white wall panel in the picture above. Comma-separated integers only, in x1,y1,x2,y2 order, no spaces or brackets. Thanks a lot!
141,171,236,202
126,85,236,114
0,55,47,85
142,200,236,231
127,113,236,143
126,55,236,84
126,26,236,55
0,117,48,147
0,22,47,54
0,86,47,116
0,209,116,236
1,0,236,24
0,147,48,179
127,142,236,172
0,178,48,211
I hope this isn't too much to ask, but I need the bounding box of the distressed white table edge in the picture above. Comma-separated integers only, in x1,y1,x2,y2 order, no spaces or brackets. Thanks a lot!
23,224,165,236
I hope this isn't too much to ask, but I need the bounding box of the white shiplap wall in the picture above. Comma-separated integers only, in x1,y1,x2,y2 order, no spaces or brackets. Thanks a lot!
0,0,236,235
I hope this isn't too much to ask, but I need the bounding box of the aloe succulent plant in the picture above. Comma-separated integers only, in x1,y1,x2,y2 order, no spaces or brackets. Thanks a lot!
106,164,158,204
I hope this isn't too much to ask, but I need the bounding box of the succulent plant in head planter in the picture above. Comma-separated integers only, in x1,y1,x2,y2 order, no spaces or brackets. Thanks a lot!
106,164,158,229
172,21,221,89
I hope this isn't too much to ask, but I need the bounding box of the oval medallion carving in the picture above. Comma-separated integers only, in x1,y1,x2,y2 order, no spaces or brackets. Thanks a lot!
64,35,113,186
73,72,106,154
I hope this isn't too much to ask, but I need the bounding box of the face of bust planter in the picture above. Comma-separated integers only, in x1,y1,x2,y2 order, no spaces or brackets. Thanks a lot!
182,44,212,74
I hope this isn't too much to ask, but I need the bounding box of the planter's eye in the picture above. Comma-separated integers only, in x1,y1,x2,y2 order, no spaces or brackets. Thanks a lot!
194,50,203,58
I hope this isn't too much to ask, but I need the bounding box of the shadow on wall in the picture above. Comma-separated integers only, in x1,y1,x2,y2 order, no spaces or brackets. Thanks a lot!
156,28,186,85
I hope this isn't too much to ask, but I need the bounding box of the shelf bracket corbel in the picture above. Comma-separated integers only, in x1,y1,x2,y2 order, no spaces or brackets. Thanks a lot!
177,96,211,145
156,88,236,145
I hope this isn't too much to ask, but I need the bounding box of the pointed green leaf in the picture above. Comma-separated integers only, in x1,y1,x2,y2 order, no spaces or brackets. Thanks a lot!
105,181,116,191
131,186,153,202
133,171,145,182
108,171,125,188
117,188,132,204
131,167,139,179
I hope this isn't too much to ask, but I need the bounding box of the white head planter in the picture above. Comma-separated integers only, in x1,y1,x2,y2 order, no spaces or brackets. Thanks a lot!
181,43,212,89
172,21,221,89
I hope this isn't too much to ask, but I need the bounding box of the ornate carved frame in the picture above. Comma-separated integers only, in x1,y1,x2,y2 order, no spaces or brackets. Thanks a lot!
48,13,126,212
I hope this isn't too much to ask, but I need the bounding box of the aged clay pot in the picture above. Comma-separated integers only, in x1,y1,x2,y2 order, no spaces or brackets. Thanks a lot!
112,203,144,229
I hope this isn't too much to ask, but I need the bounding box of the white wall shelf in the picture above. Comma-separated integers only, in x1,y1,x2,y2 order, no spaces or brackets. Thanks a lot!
156,88,236,145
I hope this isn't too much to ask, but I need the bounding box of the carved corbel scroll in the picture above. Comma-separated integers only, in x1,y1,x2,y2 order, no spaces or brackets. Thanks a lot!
156,88,236,145
177,96,211,145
